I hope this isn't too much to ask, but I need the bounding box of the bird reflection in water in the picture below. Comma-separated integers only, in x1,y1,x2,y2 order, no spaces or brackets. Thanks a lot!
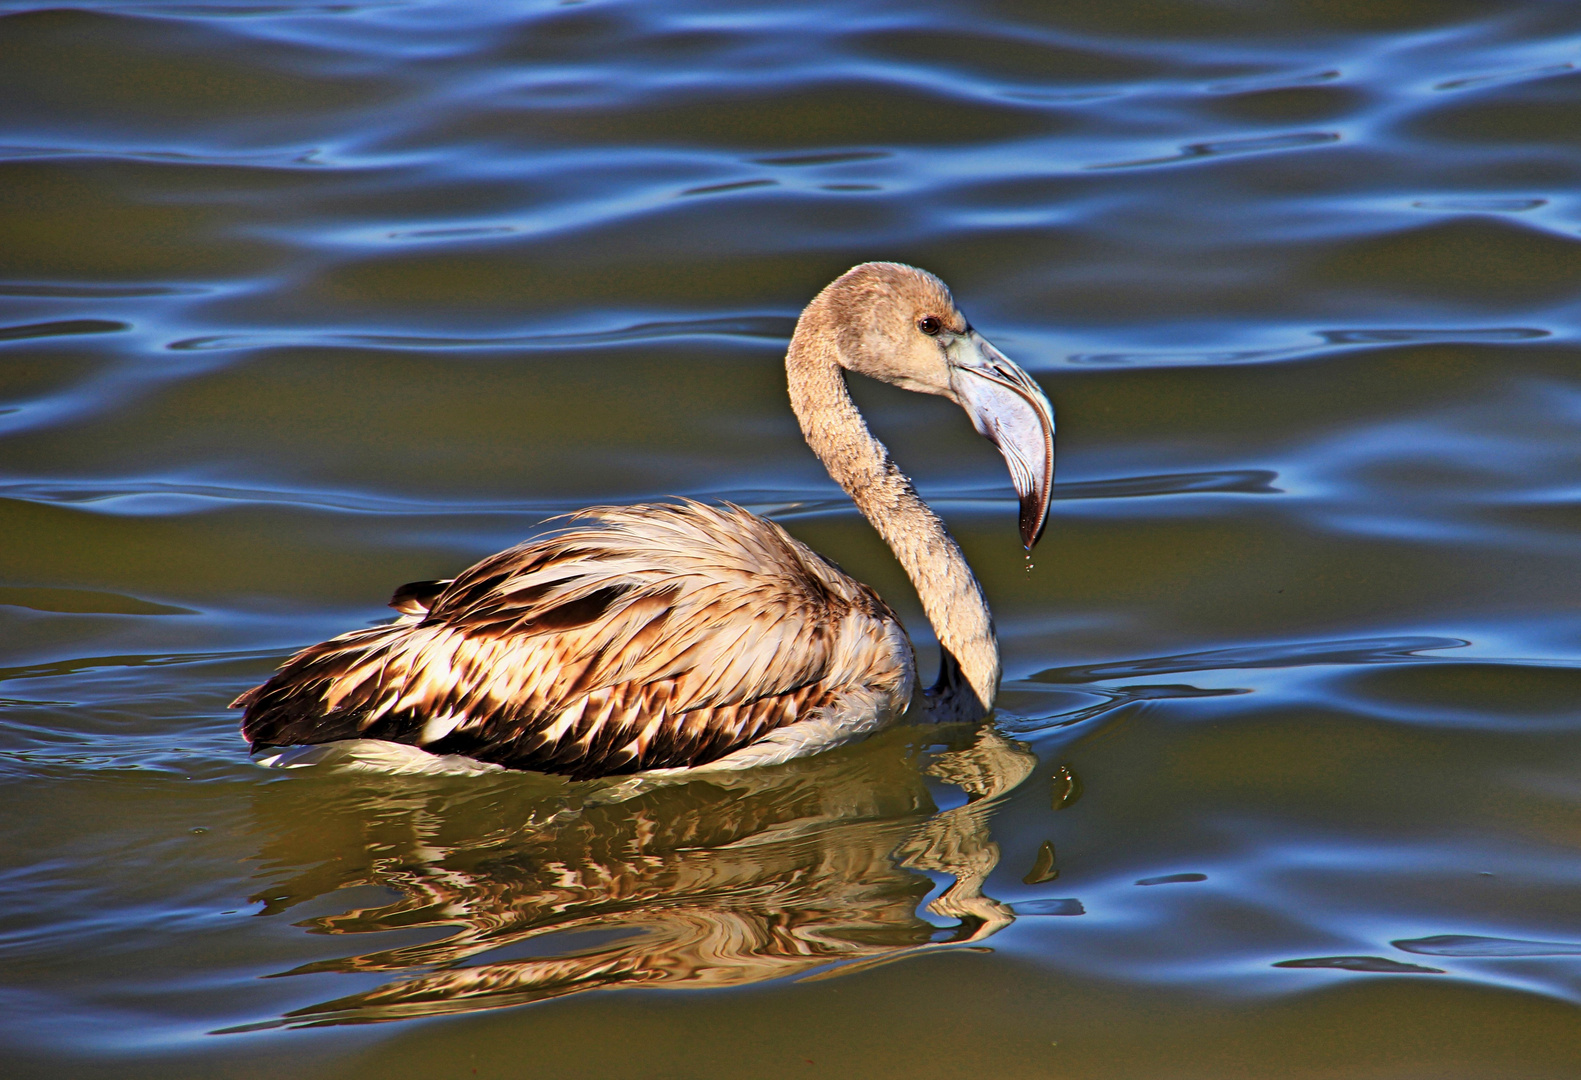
240,725,1035,1027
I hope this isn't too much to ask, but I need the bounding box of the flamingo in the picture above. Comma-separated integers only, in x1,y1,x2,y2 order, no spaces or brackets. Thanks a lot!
235,262,1054,779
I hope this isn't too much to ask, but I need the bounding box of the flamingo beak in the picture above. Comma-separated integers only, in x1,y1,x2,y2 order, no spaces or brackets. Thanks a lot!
948,330,1056,550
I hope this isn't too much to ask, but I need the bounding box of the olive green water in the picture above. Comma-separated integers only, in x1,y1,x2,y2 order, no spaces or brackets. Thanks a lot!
4,1,1581,1077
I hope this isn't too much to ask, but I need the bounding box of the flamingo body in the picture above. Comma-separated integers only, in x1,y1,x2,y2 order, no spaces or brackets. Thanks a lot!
238,503,913,779
235,263,1054,778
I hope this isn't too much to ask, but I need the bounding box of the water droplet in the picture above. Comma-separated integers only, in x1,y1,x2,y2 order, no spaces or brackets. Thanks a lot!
1051,764,1083,810
1023,840,1059,884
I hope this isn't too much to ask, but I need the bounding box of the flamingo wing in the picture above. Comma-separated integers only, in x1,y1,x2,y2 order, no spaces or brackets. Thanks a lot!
235,502,913,779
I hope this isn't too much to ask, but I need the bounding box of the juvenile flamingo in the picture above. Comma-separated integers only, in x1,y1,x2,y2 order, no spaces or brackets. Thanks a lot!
235,263,1054,779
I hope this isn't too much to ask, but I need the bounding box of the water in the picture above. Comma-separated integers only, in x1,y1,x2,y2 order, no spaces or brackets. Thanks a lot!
3,0,1581,1075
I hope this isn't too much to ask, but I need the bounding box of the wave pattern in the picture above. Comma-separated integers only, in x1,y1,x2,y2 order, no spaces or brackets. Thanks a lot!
2,1,1581,1076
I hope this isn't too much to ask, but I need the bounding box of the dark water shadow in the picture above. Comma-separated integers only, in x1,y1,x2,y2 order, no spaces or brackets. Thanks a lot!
1273,955,1444,974
0,646,274,685
0,318,130,342
1054,469,1281,500
219,726,1036,1030
0,283,205,298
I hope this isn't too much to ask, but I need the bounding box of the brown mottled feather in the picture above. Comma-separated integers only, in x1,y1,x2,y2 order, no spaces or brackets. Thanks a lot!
235,502,913,779
389,579,450,616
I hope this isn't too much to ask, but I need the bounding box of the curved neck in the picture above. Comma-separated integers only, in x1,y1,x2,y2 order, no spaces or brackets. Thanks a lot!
786,328,999,720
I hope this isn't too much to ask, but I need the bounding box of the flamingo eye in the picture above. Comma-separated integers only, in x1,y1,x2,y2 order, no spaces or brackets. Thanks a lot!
918,316,942,336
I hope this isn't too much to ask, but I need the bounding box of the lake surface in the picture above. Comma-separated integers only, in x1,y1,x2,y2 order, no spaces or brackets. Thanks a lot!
4,0,1581,1076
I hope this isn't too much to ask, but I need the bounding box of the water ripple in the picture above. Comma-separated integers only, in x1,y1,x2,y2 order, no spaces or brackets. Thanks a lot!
2,0,1581,1070
1089,130,1341,170
1032,636,1469,683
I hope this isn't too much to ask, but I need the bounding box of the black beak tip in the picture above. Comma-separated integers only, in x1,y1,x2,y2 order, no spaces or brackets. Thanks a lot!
1019,493,1047,551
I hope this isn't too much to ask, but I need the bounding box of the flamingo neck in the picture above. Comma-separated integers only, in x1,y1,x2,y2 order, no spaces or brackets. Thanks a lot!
786,329,999,721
